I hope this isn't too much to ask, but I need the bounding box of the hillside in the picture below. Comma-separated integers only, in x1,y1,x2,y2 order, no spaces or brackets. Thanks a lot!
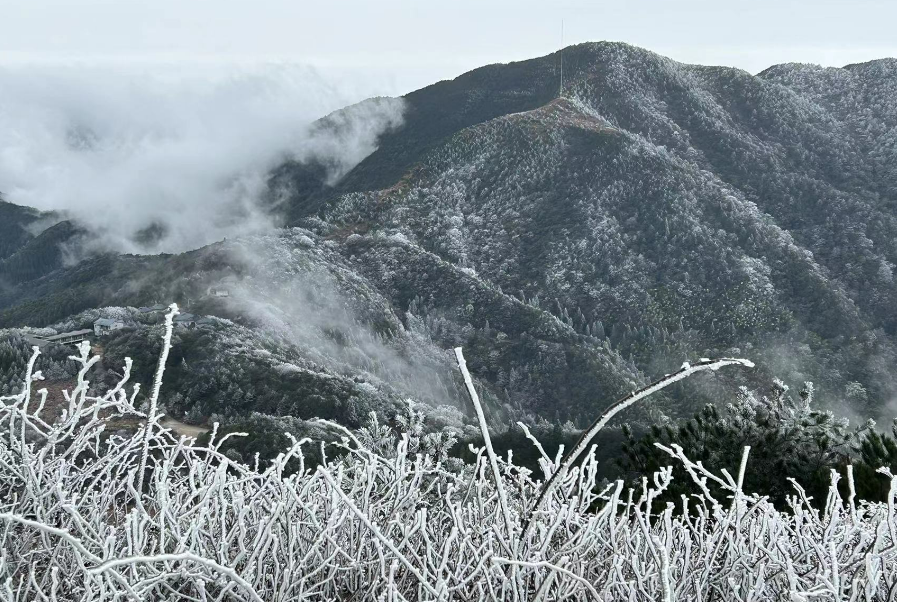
275,42,897,419
0,42,896,436
0,227,650,434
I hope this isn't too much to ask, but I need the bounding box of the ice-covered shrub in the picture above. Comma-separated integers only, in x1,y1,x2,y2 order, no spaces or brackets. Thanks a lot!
0,306,895,600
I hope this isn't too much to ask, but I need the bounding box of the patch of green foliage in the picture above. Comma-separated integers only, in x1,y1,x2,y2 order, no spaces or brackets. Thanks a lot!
618,380,897,507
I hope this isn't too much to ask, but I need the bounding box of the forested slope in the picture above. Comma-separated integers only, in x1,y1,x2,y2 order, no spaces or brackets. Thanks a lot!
1,43,896,430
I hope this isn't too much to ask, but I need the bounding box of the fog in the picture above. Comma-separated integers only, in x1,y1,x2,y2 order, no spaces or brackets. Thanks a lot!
220,233,467,410
0,62,404,254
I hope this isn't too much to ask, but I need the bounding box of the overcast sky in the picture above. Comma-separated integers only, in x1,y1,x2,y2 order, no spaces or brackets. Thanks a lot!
1,0,895,95
2,0,894,253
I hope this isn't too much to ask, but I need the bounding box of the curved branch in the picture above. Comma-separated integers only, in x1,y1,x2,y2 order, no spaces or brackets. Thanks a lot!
519,357,754,550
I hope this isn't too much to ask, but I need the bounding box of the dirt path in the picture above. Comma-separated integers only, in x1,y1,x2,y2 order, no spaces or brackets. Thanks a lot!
161,416,210,439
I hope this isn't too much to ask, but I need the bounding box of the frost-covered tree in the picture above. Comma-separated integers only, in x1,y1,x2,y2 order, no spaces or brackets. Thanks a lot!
854,419,897,502
621,380,869,507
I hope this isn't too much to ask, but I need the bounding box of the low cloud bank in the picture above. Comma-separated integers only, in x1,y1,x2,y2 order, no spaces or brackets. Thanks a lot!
0,62,404,254
219,233,465,409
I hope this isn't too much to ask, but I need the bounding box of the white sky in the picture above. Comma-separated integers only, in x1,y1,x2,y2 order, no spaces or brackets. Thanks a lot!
1,0,895,95
0,0,894,252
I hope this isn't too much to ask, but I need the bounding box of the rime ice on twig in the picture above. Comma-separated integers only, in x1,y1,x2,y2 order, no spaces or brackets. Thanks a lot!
0,336,893,601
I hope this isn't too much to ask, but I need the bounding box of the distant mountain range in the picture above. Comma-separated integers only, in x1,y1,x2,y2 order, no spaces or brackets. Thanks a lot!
1,42,896,435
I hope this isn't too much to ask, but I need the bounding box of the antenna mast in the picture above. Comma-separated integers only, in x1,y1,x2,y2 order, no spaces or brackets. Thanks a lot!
559,20,564,97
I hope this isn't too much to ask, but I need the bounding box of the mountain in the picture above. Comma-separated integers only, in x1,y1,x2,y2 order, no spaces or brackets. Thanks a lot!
0,198,42,261
1,43,896,441
0,198,84,286
274,42,897,417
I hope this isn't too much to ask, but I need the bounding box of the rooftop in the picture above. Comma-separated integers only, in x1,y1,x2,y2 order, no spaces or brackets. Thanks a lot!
41,329,92,342
138,304,168,313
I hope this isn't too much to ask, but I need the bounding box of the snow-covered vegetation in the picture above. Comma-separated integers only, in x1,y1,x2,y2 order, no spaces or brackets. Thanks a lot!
2,306,896,600
309,43,897,422
4,45,896,431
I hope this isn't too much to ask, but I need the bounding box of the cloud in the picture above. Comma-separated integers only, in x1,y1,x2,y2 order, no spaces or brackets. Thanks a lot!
295,98,407,185
218,232,466,410
0,62,405,254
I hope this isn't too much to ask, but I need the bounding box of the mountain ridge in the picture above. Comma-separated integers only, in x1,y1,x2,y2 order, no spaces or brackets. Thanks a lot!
292,41,897,418
1,41,896,433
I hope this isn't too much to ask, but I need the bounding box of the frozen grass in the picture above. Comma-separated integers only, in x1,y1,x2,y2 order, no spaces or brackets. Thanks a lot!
0,306,895,600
